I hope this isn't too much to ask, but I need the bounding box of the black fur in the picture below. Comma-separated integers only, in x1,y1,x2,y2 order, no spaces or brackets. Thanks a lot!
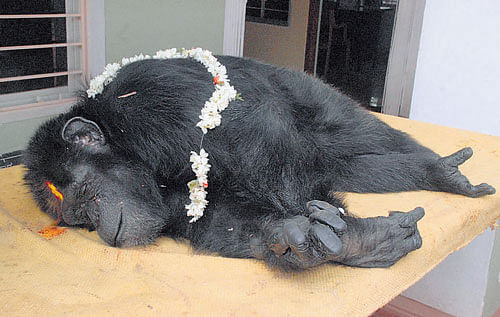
24,56,495,270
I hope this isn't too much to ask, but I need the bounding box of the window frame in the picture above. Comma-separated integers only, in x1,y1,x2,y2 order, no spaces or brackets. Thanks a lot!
245,0,291,27
0,0,88,124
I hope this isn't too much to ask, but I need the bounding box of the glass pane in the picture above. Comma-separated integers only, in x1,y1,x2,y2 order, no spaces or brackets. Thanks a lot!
264,0,289,12
0,47,68,78
0,47,68,95
0,0,66,14
316,0,398,112
246,0,261,9
246,8,261,18
0,75,68,95
0,18,67,46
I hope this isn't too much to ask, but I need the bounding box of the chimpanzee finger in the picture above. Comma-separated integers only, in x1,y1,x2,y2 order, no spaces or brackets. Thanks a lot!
266,226,289,256
442,147,473,167
462,182,496,198
309,209,347,232
306,200,339,214
249,236,267,259
403,230,423,253
283,220,308,253
399,207,425,227
311,223,343,256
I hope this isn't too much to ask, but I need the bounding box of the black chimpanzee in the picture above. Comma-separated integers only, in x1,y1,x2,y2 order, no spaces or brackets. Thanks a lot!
24,56,495,270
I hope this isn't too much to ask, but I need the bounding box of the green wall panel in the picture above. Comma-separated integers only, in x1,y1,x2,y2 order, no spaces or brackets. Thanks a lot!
105,0,226,63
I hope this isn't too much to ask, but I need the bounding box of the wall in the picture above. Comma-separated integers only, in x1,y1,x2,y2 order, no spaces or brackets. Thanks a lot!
0,116,52,154
409,1,500,137
243,0,309,70
406,1,500,316
104,0,226,63
484,230,500,317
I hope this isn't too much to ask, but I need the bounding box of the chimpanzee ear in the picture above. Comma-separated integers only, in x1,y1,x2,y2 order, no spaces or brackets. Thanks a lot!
61,116,106,149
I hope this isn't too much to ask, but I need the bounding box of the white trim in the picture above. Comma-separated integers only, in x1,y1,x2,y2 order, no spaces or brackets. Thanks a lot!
86,0,105,79
223,0,247,57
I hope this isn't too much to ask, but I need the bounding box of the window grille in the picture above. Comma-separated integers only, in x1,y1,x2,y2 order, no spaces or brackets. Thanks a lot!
246,0,290,26
0,0,87,117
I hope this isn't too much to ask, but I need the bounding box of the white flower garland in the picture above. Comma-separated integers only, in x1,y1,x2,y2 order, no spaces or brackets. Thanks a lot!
87,48,240,223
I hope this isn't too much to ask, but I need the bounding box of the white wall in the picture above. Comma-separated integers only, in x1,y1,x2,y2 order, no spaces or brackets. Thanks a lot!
406,1,500,316
410,1,500,137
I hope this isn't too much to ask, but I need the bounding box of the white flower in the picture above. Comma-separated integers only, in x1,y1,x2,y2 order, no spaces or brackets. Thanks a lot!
201,101,219,115
87,74,106,98
189,186,207,202
218,85,237,100
190,149,209,165
185,201,206,220
209,92,229,112
197,111,222,133
189,149,210,189
154,48,178,59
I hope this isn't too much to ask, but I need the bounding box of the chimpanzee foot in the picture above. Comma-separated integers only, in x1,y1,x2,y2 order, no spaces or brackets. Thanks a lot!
337,207,425,268
432,147,496,197
250,200,347,270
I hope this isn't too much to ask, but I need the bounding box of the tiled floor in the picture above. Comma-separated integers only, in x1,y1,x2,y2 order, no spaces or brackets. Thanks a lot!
371,295,454,317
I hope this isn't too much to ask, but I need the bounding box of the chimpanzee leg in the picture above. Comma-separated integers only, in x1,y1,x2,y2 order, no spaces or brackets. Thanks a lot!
249,201,424,270
332,148,495,197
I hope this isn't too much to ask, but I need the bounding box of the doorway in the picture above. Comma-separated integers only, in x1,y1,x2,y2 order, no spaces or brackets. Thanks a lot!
304,0,426,116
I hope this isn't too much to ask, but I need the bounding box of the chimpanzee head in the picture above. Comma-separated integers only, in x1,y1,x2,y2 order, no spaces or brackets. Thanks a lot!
24,115,167,247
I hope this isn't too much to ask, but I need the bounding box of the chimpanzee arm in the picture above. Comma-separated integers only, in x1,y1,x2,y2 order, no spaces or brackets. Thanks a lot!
332,148,495,197
184,198,424,271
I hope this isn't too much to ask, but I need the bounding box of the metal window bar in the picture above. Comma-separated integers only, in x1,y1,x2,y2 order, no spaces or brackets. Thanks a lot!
245,7,289,13
0,13,81,19
0,12,83,84
247,1,290,17
0,42,83,51
0,71,84,83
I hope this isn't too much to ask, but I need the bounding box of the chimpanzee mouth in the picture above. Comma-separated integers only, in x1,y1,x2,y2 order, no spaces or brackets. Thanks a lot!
111,211,124,247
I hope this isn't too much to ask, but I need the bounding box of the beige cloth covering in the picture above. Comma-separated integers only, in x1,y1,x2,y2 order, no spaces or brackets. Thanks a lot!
1,114,499,316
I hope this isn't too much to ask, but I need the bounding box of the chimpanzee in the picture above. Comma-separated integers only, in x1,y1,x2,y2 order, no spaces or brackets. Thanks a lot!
24,55,495,270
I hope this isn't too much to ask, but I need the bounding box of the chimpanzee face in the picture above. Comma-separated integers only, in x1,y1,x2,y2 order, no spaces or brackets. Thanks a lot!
24,116,166,247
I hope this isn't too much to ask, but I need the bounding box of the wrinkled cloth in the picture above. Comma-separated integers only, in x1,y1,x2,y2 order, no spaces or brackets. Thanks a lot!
1,114,499,316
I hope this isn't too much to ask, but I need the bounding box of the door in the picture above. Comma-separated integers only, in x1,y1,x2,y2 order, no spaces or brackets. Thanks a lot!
305,0,426,117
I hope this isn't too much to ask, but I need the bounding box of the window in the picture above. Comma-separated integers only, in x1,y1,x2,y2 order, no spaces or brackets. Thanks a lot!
246,0,290,26
0,0,87,120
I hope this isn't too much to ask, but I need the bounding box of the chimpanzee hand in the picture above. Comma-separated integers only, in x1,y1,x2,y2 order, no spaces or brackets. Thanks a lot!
431,147,495,198
336,207,425,268
250,200,347,270
250,201,425,270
